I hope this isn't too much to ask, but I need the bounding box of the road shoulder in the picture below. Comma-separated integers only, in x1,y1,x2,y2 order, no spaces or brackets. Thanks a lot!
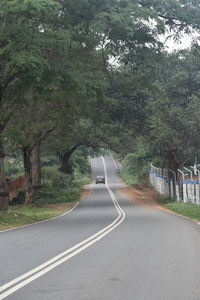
118,184,200,226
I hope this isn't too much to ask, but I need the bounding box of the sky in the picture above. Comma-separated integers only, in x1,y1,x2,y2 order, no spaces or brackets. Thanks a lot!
162,31,199,52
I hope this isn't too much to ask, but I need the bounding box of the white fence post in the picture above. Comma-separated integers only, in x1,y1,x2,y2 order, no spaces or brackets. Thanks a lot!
190,179,195,203
187,179,191,202
170,179,174,198
178,169,186,202
176,182,180,201
182,180,188,202
149,165,200,205
196,179,200,205
183,167,193,202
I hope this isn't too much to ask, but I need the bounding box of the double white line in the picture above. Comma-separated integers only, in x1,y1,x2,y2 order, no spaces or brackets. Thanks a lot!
0,157,125,299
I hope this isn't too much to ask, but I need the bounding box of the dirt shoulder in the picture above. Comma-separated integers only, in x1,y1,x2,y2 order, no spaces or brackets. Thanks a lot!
119,184,161,208
118,184,200,225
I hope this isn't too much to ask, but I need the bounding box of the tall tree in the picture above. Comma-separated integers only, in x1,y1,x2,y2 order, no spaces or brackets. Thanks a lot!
0,0,61,209
146,49,200,173
6,91,57,204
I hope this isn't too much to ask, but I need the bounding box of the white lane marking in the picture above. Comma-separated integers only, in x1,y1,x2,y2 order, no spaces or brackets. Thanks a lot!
102,156,124,217
0,202,80,234
0,157,125,299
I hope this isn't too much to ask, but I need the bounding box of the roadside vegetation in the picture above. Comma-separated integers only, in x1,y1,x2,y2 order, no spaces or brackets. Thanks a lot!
0,147,91,230
119,138,150,185
0,206,69,231
159,197,200,223
120,165,200,223
118,141,200,222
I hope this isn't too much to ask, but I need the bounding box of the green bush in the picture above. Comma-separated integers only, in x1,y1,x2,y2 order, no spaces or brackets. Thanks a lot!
34,165,82,204
41,155,59,166
70,148,92,185
120,153,148,184
70,148,91,174
73,168,91,185
42,166,72,188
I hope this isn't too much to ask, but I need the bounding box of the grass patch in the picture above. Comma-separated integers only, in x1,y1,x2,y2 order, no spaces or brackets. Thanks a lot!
1,183,87,230
159,197,200,222
34,186,81,205
0,205,71,231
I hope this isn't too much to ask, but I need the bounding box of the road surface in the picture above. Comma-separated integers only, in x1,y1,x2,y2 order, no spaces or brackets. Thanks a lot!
1,155,200,299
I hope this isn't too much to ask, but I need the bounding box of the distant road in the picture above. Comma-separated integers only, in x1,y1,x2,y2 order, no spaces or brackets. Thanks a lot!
1,155,200,299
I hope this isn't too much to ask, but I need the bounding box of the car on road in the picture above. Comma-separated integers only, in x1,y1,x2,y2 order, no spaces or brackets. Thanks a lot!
95,176,105,184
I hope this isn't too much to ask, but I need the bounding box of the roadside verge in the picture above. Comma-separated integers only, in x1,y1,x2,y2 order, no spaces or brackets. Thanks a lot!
118,184,200,224
0,186,91,232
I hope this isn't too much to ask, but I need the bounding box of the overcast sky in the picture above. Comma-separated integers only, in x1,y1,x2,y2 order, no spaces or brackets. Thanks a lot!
162,31,199,52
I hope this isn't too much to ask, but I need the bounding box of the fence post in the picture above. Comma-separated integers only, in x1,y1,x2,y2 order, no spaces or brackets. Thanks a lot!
163,169,168,196
176,181,180,201
190,166,199,204
149,163,153,186
154,167,158,191
149,164,200,205
178,169,186,202
196,178,200,205
191,179,195,203
152,165,157,188
183,167,193,202
157,168,162,194
196,168,200,205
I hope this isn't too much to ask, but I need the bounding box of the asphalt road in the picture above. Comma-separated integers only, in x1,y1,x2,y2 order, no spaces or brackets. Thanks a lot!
1,155,200,300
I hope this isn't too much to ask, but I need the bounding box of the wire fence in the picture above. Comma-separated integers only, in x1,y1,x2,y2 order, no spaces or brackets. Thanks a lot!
149,164,200,205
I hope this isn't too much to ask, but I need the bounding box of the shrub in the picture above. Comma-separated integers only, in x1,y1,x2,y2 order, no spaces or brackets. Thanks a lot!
42,166,72,188
121,153,148,184
71,148,91,174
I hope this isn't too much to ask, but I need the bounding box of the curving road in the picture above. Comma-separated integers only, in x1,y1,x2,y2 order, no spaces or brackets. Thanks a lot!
1,155,200,299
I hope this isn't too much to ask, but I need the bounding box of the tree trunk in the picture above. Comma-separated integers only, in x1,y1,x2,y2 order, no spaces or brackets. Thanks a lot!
59,152,73,174
22,147,34,205
59,145,81,174
0,138,9,211
32,142,41,188
0,82,10,210
169,150,179,178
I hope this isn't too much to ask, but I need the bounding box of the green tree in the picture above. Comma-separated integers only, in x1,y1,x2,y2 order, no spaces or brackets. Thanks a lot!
146,49,200,173
0,0,61,209
6,92,58,204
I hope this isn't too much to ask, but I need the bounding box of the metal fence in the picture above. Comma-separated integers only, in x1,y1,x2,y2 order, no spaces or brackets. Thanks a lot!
149,164,200,205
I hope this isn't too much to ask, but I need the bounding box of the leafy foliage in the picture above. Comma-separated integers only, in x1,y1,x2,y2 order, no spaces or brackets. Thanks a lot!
42,165,72,188
146,49,200,170
120,137,151,184
5,158,23,177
